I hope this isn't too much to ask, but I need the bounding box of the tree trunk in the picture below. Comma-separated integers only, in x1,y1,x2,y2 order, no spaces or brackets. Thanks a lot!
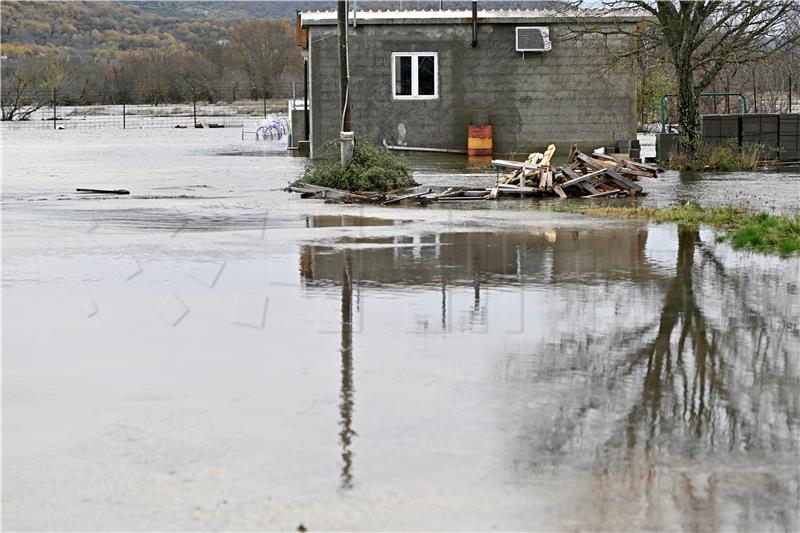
677,71,702,158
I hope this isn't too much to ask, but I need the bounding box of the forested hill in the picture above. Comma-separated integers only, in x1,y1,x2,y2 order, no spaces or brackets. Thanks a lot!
1,1,553,58
1,1,239,58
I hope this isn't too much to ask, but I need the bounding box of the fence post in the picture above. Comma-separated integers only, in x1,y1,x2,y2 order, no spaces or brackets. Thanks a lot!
53,88,57,130
263,89,267,118
123,100,126,129
193,90,197,128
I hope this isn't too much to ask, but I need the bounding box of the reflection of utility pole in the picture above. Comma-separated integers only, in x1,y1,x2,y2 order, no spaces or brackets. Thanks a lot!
337,0,354,167
339,251,355,489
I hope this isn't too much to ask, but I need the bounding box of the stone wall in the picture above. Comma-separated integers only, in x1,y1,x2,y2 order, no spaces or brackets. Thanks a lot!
308,22,637,158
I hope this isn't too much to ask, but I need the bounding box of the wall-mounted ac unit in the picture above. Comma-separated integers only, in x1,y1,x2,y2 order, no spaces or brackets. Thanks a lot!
516,27,552,52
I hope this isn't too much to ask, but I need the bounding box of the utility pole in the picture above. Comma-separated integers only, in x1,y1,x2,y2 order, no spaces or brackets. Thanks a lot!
337,0,354,167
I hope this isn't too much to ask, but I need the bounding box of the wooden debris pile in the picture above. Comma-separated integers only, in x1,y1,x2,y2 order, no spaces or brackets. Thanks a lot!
287,144,663,205
490,143,662,199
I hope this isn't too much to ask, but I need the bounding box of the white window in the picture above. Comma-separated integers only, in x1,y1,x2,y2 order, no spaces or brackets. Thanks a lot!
391,52,438,100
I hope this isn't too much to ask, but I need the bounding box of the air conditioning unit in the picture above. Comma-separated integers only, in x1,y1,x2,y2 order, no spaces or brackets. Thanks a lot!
516,27,552,52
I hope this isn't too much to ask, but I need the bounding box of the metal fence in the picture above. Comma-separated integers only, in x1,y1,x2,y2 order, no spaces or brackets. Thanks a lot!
1,82,297,130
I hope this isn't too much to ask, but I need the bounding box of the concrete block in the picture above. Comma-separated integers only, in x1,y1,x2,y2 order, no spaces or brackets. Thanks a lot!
298,141,310,157
656,133,679,161
741,114,779,140
702,114,740,141
779,113,800,161
741,113,780,159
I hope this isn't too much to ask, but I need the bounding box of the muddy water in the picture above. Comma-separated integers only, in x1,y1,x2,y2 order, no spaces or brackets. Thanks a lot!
2,129,799,531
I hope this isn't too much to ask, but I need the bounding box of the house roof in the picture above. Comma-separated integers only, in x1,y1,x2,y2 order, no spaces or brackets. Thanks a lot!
300,8,649,26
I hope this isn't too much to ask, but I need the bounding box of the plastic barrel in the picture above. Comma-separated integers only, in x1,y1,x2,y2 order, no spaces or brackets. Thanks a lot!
467,125,493,156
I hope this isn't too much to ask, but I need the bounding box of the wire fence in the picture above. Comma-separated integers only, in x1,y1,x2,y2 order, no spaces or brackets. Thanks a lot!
1,81,302,130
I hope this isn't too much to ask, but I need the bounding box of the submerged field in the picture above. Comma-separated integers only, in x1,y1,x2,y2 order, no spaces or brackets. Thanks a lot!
2,129,799,531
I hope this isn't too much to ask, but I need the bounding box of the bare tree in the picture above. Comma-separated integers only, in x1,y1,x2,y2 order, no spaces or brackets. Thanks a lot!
1,57,46,121
572,1,800,159
228,19,297,99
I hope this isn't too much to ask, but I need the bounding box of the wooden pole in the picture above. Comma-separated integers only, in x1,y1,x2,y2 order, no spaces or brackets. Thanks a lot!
789,75,793,113
337,0,352,132
53,89,56,130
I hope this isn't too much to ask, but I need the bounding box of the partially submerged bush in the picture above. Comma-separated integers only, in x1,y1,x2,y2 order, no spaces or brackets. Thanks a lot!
297,139,415,192
667,141,764,171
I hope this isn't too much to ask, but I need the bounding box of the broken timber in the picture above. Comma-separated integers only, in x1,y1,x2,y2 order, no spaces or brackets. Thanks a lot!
489,143,659,199
287,144,661,205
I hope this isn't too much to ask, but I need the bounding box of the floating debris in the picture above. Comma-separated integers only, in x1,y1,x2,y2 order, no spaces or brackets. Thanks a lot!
76,188,130,195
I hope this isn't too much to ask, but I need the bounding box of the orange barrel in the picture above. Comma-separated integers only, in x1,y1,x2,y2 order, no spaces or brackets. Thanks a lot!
467,125,493,156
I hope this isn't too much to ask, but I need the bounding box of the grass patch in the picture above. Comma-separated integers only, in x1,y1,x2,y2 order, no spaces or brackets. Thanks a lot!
295,139,415,192
729,213,800,257
553,203,800,257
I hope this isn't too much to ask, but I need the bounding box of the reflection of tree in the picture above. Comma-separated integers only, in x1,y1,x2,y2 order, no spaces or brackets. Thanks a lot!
339,251,355,490
506,226,798,530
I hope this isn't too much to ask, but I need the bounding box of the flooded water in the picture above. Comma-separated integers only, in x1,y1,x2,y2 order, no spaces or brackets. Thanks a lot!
2,129,799,531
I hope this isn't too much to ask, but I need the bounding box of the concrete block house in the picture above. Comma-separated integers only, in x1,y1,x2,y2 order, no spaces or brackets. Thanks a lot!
297,7,646,158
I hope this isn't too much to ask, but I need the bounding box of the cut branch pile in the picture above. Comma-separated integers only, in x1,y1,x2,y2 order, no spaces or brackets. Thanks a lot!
490,143,663,199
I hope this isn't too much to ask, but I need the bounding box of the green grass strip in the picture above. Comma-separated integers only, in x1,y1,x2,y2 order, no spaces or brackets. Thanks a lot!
552,204,800,257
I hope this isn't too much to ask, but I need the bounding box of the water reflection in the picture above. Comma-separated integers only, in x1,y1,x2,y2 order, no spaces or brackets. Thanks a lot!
300,224,798,528
339,251,355,490
300,228,661,289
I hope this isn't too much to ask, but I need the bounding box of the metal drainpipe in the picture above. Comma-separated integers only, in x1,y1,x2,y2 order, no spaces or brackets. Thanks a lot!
303,58,309,141
471,1,478,47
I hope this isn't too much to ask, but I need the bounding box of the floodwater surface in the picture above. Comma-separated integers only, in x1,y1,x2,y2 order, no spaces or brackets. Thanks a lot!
2,129,799,531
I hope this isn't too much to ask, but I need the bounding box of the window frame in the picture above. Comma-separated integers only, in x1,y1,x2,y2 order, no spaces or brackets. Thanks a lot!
391,52,439,100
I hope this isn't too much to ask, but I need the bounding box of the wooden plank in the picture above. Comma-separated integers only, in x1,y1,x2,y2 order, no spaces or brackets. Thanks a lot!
540,144,557,167
568,143,578,163
616,166,651,178
560,166,582,180
560,168,608,188
382,188,432,205
581,188,625,199
491,159,530,169
577,181,600,194
576,153,606,171
553,185,568,199
538,168,547,188
497,184,538,193
605,169,643,192
436,196,491,202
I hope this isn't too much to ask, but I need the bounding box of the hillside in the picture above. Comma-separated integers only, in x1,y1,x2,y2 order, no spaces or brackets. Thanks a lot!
1,1,555,58
0,1,236,58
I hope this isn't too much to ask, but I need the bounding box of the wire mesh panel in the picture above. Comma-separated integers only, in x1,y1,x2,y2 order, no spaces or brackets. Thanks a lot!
1,82,294,130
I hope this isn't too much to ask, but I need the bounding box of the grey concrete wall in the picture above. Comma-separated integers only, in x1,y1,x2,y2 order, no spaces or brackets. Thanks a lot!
289,108,306,148
308,23,637,158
